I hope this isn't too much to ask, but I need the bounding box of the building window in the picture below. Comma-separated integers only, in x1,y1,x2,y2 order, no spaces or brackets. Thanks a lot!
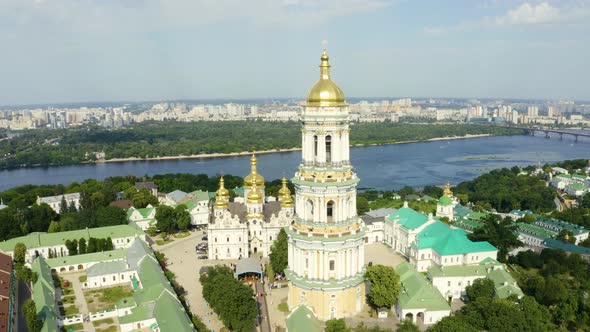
270,236,272,241
215,238,217,243
103,278,106,282
306,258,309,268
113,276,116,281
239,237,241,242
325,135,332,163
227,237,229,242
327,201,334,223
313,135,318,158
329,260,335,271
448,281,451,287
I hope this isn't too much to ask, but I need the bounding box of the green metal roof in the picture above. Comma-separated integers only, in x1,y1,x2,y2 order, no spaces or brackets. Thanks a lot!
386,207,428,230
415,221,497,255
543,239,590,255
453,204,472,219
395,262,450,311
516,222,556,239
0,225,144,252
567,182,587,190
487,268,524,299
453,218,483,231
286,305,322,332
153,291,194,332
428,264,488,278
45,249,126,268
31,257,59,332
438,196,452,206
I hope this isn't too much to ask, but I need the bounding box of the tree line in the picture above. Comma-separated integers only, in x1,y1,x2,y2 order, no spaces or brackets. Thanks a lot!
0,121,524,169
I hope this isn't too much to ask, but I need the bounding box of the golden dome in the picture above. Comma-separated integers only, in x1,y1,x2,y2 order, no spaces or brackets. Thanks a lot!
214,196,227,210
278,177,294,208
443,182,453,198
215,176,230,202
244,154,265,189
306,49,346,107
247,182,264,204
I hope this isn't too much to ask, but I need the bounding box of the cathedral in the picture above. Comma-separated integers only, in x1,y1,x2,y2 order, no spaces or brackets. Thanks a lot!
207,155,294,260
285,49,366,320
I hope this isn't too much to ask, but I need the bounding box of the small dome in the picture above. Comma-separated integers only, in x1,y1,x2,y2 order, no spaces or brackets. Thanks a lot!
247,187,263,204
215,177,230,201
439,196,453,206
306,50,346,107
244,154,265,189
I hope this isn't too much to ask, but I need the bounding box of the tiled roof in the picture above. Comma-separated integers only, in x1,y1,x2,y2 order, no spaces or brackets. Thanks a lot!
516,222,556,239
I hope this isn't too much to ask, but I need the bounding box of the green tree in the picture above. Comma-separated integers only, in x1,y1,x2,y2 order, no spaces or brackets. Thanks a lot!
465,278,495,301
356,196,369,215
468,215,522,262
95,206,126,227
156,205,176,233
87,237,97,253
397,319,420,332
174,205,191,231
556,230,575,244
132,187,159,208
14,242,27,264
427,316,477,332
59,196,68,215
47,221,61,233
78,237,87,254
364,264,401,309
22,299,42,332
269,228,288,275
325,319,350,332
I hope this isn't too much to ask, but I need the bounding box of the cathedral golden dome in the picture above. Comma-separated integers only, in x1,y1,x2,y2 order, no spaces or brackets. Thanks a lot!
244,154,265,189
247,182,264,204
278,177,294,208
215,176,230,202
214,196,227,210
306,49,346,107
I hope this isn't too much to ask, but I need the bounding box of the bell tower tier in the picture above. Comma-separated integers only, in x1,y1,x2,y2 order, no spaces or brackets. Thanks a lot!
286,49,365,320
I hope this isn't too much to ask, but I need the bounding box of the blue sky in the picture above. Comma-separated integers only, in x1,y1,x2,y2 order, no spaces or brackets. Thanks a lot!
1,0,589,105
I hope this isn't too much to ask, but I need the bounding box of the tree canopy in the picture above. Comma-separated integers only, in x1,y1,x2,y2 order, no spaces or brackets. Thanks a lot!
364,264,401,309
269,228,288,275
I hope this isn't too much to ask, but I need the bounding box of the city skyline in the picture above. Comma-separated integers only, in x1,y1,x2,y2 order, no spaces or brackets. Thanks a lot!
1,0,589,105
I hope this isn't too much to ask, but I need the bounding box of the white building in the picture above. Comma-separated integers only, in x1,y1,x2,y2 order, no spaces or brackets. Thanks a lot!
127,206,156,231
208,160,294,259
37,193,81,214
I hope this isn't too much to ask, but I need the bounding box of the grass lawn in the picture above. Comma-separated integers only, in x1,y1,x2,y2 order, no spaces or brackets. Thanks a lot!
61,296,75,305
64,305,80,316
62,288,73,296
92,317,114,326
95,326,118,332
174,231,191,238
64,323,84,331
155,239,174,246
277,302,289,313
79,275,88,282
85,285,134,311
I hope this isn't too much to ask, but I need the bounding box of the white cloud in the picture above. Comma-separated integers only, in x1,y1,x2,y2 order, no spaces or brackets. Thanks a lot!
425,2,590,34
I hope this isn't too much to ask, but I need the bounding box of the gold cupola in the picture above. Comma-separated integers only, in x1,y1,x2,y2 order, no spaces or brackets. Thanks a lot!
306,49,346,107
215,176,230,203
443,182,453,198
244,154,265,189
278,177,294,208
247,181,264,204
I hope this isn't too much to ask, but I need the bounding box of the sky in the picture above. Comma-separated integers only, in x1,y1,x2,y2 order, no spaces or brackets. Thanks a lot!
1,0,589,105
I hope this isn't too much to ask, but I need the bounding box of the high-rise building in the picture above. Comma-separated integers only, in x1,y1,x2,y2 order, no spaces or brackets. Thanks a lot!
286,50,365,320
527,106,539,118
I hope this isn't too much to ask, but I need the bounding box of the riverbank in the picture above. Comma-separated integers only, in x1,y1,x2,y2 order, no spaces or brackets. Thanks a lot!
96,133,493,164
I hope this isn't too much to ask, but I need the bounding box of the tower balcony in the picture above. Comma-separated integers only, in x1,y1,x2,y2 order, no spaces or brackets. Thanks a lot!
289,216,364,239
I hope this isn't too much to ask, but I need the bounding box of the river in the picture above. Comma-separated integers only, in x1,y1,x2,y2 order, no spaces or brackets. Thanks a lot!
1,133,589,191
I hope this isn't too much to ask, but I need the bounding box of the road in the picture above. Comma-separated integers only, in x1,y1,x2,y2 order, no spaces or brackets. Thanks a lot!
254,279,271,332
15,279,31,332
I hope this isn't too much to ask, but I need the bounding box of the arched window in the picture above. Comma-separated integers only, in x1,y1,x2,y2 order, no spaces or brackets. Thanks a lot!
327,201,335,223
305,199,314,221
313,135,318,159
325,135,332,163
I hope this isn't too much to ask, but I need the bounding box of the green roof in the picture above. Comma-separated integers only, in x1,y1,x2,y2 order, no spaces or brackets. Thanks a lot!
453,204,472,219
414,221,497,255
534,217,588,235
428,264,488,278
543,239,590,255
153,291,195,332
286,305,322,332
189,190,210,201
453,217,483,231
31,257,59,332
487,268,524,299
516,222,556,239
567,182,587,190
395,262,450,311
438,196,452,206
422,195,438,202
44,249,126,268
386,207,429,230
0,225,144,252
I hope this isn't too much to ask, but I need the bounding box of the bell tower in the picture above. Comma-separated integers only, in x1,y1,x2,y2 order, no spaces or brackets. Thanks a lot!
286,49,365,320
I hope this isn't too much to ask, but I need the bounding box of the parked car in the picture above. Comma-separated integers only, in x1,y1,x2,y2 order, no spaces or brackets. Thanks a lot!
197,255,208,259
202,235,208,241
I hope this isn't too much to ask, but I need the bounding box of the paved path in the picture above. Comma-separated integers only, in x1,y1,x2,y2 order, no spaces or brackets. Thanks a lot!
62,273,95,332
15,279,31,332
255,279,271,332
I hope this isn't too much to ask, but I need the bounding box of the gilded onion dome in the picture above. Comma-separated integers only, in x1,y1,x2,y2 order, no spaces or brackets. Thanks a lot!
244,154,265,189
278,177,294,208
247,182,264,204
214,195,227,210
215,176,230,202
306,49,346,107
443,182,453,198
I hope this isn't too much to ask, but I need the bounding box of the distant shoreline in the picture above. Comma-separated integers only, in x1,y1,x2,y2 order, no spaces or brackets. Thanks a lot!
95,133,492,164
